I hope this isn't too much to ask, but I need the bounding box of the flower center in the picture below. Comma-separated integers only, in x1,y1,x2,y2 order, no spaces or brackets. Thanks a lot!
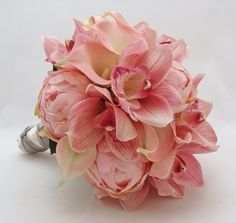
144,80,151,90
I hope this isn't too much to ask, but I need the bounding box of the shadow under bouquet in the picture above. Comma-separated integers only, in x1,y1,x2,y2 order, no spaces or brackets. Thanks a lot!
21,11,219,211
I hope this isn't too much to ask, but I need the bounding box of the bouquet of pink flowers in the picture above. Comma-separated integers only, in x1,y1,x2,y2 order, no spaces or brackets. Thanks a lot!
35,11,218,210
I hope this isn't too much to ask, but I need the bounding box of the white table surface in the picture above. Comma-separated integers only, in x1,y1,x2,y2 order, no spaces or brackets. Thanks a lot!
0,1,236,222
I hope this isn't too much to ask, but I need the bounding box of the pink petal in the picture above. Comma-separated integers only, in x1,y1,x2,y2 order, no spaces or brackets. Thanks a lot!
86,84,113,102
63,43,119,85
177,142,212,154
190,121,218,151
152,81,182,112
135,45,172,87
119,40,148,66
152,124,175,162
56,136,97,183
109,104,137,141
168,39,188,62
93,107,116,131
67,97,104,152
135,22,157,47
149,149,177,179
102,11,128,25
150,177,184,198
197,99,213,119
105,132,139,161
173,153,203,187
157,35,188,62
119,181,149,211
42,36,67,64
136,124,159,162
92,20,142,54
190,73,205,98
132,94,173,127
174,125,193,144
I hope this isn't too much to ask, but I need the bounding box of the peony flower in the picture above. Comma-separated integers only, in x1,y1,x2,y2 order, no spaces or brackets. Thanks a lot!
86,139,150,211
37,70,91,140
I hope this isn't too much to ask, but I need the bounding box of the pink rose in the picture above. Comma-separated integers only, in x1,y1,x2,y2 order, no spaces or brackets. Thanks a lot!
86,139,150,211
37,70,91,140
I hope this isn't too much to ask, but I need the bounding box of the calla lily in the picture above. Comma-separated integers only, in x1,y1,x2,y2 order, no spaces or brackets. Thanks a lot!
56,135,97,186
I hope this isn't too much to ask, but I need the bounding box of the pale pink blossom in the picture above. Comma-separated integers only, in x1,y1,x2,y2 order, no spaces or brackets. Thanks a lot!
111,41,182,127
67,84,137,153
149,151,203,198
37,70,91,140
86,139,150,211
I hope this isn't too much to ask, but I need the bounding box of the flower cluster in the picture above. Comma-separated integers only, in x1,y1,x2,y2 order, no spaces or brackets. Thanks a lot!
36,12,218,211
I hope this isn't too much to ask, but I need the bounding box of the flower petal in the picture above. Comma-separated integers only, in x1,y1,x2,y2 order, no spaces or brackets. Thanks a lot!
56,136,96,185
105,132,139,161
151,124,175,162
190,73,205,98
109,104,137,141
67,97,104,152
158,35,188,62
135,22,157,47
62,43,119,85
119,39,148,66
86,84,113,102
152,81,182,112
149,149,177,179
150,177,184,198
135,45,172,86
136,124,159,162
42,36,67,64
132,94,173,127
119,181,149,211
92,20,142,54
173,153,203,187
190,121,218,151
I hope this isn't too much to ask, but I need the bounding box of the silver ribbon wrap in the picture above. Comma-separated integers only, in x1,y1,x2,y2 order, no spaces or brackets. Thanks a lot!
18,123,49,153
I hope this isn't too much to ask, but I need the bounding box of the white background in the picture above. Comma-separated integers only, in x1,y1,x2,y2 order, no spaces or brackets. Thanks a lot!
0,0,236,222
